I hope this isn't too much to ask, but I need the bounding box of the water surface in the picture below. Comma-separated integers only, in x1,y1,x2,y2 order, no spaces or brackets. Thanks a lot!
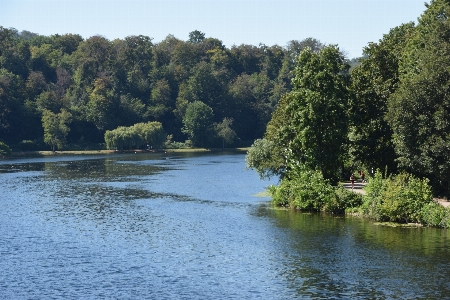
1,152,449,299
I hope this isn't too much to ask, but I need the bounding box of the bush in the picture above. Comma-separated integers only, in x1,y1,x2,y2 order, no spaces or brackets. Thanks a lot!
0,141,12,155
419,202,450,228
18,140,38,151
270,168,330,210
270,167,363,213
362,171,433,223
324,186,363,214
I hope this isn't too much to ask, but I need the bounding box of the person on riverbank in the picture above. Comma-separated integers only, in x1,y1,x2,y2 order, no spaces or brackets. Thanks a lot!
360,171,365,183
350,174,355,189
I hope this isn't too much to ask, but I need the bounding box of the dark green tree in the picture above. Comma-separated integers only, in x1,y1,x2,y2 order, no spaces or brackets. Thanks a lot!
188,30,205,44
182,101,214,147
386,0,450,194
349,22,415,172
249,46,350,183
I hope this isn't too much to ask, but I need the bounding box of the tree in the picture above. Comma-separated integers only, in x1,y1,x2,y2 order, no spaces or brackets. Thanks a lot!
251,46,350,183
104,126,140,150
133,121,166,148
182,101,214,147
148,78,173,120
0,68,27,143
86,77,119,130
42,108,72,151
215,117,237,148
246,138,283,179
288,46,350,182
286,38,325,60
188,30,205,44
104,121,166,150
386,0,450,194
349,23,415,172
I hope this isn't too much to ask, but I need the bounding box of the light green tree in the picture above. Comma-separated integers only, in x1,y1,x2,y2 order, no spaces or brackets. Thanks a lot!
42,108,72,151
182,101,214,147
0,141,11,155
215,117,237,148
133,121,166,148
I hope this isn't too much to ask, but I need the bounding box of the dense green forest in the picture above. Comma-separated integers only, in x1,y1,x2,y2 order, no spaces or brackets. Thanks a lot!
0,26,327,151
247,0,450,202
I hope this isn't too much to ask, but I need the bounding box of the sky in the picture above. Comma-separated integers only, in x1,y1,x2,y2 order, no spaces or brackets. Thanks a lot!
1,0,427,58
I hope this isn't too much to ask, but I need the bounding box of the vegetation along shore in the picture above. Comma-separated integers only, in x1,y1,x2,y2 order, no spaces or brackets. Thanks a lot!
246,1,450,228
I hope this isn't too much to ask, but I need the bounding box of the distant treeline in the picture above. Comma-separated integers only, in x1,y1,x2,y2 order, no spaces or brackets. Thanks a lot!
0,27,329,150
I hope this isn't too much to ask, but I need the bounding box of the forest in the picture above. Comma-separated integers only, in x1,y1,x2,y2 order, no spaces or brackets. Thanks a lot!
0,27,322,151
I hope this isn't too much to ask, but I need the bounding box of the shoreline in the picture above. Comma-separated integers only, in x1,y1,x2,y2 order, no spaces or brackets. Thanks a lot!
8,147,250,157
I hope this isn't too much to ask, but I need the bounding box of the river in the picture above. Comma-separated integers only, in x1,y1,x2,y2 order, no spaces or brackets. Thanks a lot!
1,152,449,299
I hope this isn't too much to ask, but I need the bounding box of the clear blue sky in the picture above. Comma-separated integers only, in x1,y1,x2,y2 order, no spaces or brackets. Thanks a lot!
2,0,426,58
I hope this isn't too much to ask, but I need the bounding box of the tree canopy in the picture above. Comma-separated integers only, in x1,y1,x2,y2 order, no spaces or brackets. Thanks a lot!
0,26,325,150
248,46,350,184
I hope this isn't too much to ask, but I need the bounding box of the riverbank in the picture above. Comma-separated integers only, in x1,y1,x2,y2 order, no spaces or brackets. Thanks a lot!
8,147,250,157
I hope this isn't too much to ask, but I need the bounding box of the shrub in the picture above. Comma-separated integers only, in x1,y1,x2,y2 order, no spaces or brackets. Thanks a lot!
419,202,450,228
0,141,12,155
270,168,331,210
324,186,363,214
362,171,433,223
18,140,38,151
270,167,363,213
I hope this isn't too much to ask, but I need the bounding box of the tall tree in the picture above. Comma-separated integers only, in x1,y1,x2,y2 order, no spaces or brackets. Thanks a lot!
42,108,72,151
182,101,214,147
215,117,237,148
349,22,415,172
386,0,450,194
253,46,350,183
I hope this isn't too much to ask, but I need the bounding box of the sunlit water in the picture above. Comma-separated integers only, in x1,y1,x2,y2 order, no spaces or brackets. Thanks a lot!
1,152,450,299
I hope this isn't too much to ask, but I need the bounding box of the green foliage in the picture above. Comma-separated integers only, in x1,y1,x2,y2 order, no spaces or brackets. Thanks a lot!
419,202,450,228
0,141,12,155
260,46,350,183
215,117,237,148
1,25,321,148
188,30,205,44
86,78,120,130
104,121,166,150
349,23,415,173
18,140,38,151
270,167,362,213
245,138,284,179
182,101,214,147
42,109,72,151
362,171,434,223
386,0,450,194
133,121,166,148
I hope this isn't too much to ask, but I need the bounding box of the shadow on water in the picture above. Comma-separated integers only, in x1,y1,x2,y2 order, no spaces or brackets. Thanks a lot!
253,205,450,299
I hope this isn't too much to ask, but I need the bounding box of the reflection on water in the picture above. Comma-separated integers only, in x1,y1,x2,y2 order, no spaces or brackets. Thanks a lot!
257,208,450,299
1,152,450,299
